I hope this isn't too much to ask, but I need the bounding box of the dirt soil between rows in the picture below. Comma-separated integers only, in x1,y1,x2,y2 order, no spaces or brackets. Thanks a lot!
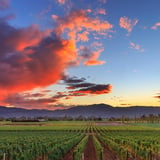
61,135,98,160
84,135,97,160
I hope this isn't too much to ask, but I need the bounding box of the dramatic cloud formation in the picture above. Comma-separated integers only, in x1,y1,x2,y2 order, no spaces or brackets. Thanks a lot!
0,0,10,10
0,19,77,97
2,75,112,108
119,17,138,34
151,22,160,30
52,9,112,41
0,1,113,108
0,7,112,100
129,42,144,52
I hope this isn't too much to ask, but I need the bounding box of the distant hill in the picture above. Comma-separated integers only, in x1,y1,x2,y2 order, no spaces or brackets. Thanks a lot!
0,104,160,118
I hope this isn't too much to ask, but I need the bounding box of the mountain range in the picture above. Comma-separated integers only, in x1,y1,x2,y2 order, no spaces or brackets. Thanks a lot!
0,104,160,118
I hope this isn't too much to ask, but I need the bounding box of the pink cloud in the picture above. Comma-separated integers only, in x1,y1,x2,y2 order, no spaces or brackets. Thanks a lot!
57,0,66,4
129,42,144,52
0,0,10,10
2,91,69,109
119,16,138,33
99,0,107,3
95,8,107,15
39,5,52,16
91,41,103,48
151,22,160,30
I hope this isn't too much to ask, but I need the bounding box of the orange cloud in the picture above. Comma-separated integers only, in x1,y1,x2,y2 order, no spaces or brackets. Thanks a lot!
52,9,112,41
0,8,111,102
129,42,144,52
0,20,77,97
52,9,111,66
151,22,160,30
77,31,89,42
119,16,138,33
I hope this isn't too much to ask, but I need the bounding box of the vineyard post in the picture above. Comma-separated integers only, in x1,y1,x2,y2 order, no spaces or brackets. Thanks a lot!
101,150,104,160
3,153,5,160
149,150,152,160
81,153,84,160
126,150,129,160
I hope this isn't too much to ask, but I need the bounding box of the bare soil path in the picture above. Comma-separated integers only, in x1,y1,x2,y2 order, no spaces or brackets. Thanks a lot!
84,135,97,160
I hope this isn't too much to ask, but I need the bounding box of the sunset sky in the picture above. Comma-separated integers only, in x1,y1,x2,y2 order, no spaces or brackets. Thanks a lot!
0,0,160,109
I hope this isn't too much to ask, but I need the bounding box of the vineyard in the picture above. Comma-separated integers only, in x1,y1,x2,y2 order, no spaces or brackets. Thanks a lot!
0,121,159,160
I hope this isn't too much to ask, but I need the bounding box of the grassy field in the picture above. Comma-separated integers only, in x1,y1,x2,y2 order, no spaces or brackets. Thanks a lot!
130,122,160,128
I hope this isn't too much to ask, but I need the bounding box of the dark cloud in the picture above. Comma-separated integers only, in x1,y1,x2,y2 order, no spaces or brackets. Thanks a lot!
62,75,86,84
63,75,112,95
66,82,95,89
79,46,93,59
154,95,160,99
30,93,46,97
79,46,106,66
69,84,112,95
